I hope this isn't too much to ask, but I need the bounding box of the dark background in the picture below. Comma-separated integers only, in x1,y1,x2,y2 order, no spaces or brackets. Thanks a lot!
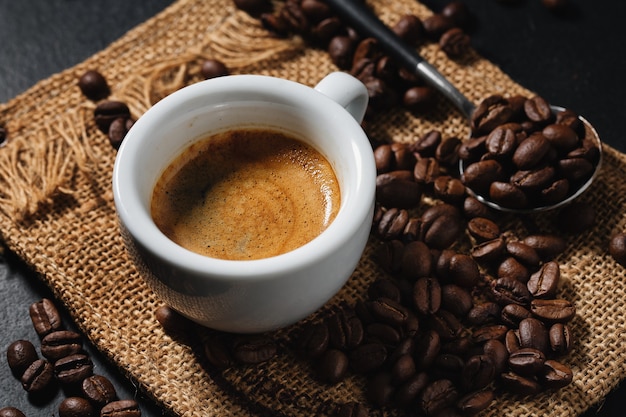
0,0,624,416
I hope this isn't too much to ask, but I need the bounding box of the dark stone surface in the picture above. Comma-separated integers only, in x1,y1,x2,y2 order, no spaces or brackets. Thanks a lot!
0,0,624,415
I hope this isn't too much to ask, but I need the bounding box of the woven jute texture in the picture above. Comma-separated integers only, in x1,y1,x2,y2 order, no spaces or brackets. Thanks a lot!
1,0,625,416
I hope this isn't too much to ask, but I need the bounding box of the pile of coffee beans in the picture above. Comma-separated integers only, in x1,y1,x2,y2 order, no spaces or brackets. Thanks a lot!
462,94,600,210
235,0,473,118
3,298,141,417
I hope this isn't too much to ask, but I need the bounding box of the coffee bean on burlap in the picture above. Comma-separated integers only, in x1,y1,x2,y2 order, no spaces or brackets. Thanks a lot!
81,374,118,407
78,70,110,101
100,399,141,417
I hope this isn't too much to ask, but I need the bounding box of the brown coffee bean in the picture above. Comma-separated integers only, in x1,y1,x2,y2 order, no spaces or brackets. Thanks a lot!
54,353,94,385
462,355,495,391
394,372,429,408
436,136,462,166
100,399,141,417
489,181,528,208
471,95,514,135
491,276,531,306
609,232,626,266
349,343,388,374
518,317,549,353
541,178,570,205
422,13,455,40
542,359,573,389
558,157,594,182
390,354,416,384
108,117,135,150
29,298,62,338
467,302,501,326
94,101,131,133
471,237,506,265
433,175,466,205
522,234,566,261
0,408,26,417
413,157,440,185
418,378,458,416
483,339,509,375
549,323,572,354
512,133,551,170
366,322,401,344
505,329,521,354
508,348,546,376
500,371,542,396
414,329,441,369
78,70,110,101
377,208,409,240
463,196,496,220
530,299,576,323
328,36,355,69
200,59,229,79
457,389,495,415
429,310,463,342
413,277,441,315
203,333,234,370
403,86,435,113
232,336,277,364
462,159,503,196
317,349,349,383
327,308,363,350
506,241,541,267
368,278,402,304
440,284,473,317
527,261,560,299
524,96,553,123
369,297,410,326
501,303,533,327
21,358,54,393
448,253,480,288
41,330,83,361
155,305,193,335
81,374,118,407
392,14,424,45
400,240,433,279
296,321,329,358
485,126,517,158
59,397,95,417
458,135,487,161
439,27,470,58
497,257,530,283
542,123,579,151
6,339,39,378
376,170,423,209
472,325,508,344
510,166,556,191
467,217,500,243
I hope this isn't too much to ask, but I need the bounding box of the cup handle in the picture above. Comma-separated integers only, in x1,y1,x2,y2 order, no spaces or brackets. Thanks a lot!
314,72,369,124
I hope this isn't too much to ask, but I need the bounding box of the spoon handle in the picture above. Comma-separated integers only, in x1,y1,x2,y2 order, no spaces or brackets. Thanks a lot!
324,0,476,119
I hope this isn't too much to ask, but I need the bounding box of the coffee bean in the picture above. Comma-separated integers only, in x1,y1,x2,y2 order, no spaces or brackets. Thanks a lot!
327,36,355,70
6,339,39,378
483,339,509,375
542,359,573,389
471,95,514,135
508,348,546,376
467,217,500,242
436,136,462,167
491,276,531,306
485,126,517,158
510,166,556,191
376,170,423,209
457,389,495,415
155,305,193,335
501,303,533,327
524,96,553,123
21,358,54,393
54,353,94,385
433,175,466,205
489,181,529,208
369,297,410,326
542,123,579,151
0,408,26,417
429,310,463,342
609,232,626,266
471,325,508,344
471,237,506,265
549,323,572,354
78,70,110,101
413,157,440,185
527,261,560,299
108,117,134,150
418,378,458,416
414,329,441,370
377,207,409,240
448,253,480,287
81,374,118,407
461,355,495,391
506,241,541,267
402,86,435,113
40,330,83,361
392,14,424,45
203,334,234,370
530,299,576,323
497,257,530,283
558,157,594,182
296,321,329,358
59,397,95,417
500,371,542,396
505,329,521,354
94,101,131,133
232,336,277,364
327,307,363,350
367,322,401,344
422,13,455,40
462,160,503,195
29,298,62,338
442,1,472,28
466,302,501,326
440,284,473,317
200,59,229,79
318,349,349,383
100,399,141,417
522,234,566,261
413,277,441,315
394,372,429,408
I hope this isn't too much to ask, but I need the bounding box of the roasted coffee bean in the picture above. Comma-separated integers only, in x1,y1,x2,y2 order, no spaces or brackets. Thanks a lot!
530,299,576,323
403,86,435,113
418,378,458,416
334,402,368,417
375,239,405,275
400,240,433,279
506,241,541,267
280,1,310,34
21,358,54,393
510,166,556,191
448,253,480,288
318,349,349,383
471,237,506,265
542,359,573,389
310,17,342,44
542,123,579,151
232,336,277,364
108,117,135,150
500,371,542,396
440,284,473,317
609,232,626,266
527,261,560,298
200,59,229,79
369,297,410,326
376,170,422,209
78,70,110,101
327,308,364,350
485,126,517,158
29,298,62,338
524,96,553,124
489,181,528,208
377,208,409,240
508,348,546,376
457,389,495,415
439,28,470,58
463,196,496,220
422,13,455,40
501,303,533,327
442,1,471,28
556,200,595,234
94,101,131,133
366,371,394,407
491,276,531,305
394,371,429,407
296,321,329,358
429,310,463,342
483,339,509,375
349,343,388,374
392,14,424,45
471,325,508,344
413,130,444,157
549,323,572,354
436,136,462,166
260,12,290,37
414,329,441,370
433,353,464,381
328,36,355,69
368,278,401,303
59,396,95,417
522,234,566,261
413,277,441,315
413,157,440,185
155,305,193,335
458,135,487,161
461,355,495,391
505,329,521,354
41,330,83,361
541,178,570,205
54,353,94,385
100,399,141,417
466,302,501,326
471,95,514,135
367,322,401,344
374,143,416,174
6,339,39,378
467,217,500,242
82,374,118,406
558,157,594,182
462,159,503,195
433,175,466,204
203,334,234,369
497,257,530,283
390,353,416,384
0,408,26,417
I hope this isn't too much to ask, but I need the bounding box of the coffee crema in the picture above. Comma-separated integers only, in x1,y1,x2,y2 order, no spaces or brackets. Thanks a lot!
151,128,341,260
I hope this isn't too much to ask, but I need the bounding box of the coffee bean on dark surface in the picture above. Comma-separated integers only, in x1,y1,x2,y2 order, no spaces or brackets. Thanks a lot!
0,408,26,417
54,353,94,385
40,330,83,361
609,232,626,266
29,298,62,338
59,397,95,417
317,349,349,383
81,374,118,406
100,399,142,417
78,70,110,101
21,358,54,393
6,339,39,378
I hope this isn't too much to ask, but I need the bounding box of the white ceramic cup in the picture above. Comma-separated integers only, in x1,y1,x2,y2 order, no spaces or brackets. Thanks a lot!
112,72,375,333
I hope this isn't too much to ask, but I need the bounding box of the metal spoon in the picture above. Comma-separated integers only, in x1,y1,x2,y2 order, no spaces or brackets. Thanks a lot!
324,0,602,213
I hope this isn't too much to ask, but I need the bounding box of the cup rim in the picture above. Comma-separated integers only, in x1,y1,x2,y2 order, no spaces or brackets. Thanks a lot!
112,74,375,281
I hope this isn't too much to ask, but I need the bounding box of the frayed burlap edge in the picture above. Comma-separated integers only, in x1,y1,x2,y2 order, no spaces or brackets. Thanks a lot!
0,0,625,416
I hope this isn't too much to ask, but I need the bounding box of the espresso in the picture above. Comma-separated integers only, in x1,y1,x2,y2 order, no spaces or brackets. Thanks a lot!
151,128,341,260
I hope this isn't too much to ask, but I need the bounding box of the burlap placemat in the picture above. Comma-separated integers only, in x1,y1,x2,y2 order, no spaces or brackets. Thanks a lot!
1,0,625,415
